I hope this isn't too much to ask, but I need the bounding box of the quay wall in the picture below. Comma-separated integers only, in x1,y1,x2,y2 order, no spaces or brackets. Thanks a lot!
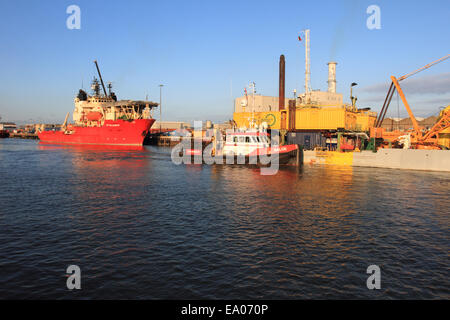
303,149,450,172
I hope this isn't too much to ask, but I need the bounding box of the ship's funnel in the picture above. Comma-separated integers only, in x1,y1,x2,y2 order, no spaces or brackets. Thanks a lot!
327,62,337,93
279,54,285,110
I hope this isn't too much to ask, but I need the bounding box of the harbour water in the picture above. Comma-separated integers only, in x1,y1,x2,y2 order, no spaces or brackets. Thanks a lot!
0,139,448,299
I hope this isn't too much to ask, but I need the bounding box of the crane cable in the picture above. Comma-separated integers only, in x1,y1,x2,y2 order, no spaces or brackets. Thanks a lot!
398,54,450,81
397,91,400,131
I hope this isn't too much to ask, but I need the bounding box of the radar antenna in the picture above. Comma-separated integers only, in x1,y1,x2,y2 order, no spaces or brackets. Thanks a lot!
107,82,113,96
91,77,101,96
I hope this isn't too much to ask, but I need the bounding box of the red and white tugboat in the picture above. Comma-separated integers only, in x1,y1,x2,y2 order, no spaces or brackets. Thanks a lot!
185,124,299,165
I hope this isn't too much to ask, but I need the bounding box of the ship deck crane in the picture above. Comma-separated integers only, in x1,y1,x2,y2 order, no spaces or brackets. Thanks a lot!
373,54,450,148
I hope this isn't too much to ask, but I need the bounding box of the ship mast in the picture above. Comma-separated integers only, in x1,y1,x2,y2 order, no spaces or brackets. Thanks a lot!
94,60,108,97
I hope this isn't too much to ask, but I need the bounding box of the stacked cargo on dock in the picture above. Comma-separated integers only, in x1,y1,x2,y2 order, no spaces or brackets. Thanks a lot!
294,106,358,131
233,106,376,132
232,39,377,151
232,50,376,133
355,110,377,132
286,132,326,150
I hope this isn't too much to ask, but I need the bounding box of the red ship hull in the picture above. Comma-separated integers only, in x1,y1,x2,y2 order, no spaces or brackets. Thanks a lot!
38,119,155,146
0,130,9,138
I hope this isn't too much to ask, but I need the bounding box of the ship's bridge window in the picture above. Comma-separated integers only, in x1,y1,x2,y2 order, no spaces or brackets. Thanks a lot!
251,136,258,143
238,136,245,143
245,136,250,143
233,136,238,143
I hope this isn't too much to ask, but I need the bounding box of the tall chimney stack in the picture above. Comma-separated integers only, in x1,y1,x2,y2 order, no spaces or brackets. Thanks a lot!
279,54,285,110
327,62,337,93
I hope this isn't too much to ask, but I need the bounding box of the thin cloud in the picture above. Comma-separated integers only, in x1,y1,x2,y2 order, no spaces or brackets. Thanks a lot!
361,72,450,95
415,96,450,106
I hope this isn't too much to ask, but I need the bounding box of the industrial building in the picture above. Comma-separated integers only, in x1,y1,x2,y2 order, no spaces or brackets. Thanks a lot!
232,54,377,133
234,95,295,113
234,90,343,113
152,121,191,130
232,29,378,151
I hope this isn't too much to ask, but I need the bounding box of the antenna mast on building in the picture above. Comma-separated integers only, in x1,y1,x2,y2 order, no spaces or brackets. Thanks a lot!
249,82,256,110
249,82,256,127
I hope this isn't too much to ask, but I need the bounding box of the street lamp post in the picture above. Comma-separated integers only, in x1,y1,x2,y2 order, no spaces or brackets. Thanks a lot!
159,84,164,133
350,82,358,108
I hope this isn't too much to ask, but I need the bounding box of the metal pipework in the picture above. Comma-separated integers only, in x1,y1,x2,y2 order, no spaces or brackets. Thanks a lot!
94,60,108,97
279,54,285,110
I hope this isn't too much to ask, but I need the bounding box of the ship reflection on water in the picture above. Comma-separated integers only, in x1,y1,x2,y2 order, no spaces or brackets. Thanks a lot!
38,142,146,152
0,140,448,299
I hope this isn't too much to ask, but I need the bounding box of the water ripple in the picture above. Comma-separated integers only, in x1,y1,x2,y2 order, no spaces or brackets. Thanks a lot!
0,139,449,299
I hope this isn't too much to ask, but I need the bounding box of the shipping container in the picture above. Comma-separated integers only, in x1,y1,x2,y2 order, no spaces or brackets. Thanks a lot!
295,107,347,130
287,132,326,150
355,110,377,131
233,106,371,132
294,106,358,131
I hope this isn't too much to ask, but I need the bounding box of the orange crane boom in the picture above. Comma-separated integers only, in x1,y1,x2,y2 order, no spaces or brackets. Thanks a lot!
375,54,450,131
390,75,421,136
421,107,450,142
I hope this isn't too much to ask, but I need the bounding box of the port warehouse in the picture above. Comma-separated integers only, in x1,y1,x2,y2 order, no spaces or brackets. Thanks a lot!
233,105,376,131
231,52,449,150
232,106,445,145
232,35,450,151
233,109,373,150
233,90,378,150
232,51,380,150
233,104,449,150
3,34,448,151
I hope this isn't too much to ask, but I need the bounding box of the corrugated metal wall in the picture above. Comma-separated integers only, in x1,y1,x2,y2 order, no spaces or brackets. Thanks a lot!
287,132,326,150
295,107,350,130
355,112,377,131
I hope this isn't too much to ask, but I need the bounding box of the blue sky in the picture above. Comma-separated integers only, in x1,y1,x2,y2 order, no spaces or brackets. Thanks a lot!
0,0,449,124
